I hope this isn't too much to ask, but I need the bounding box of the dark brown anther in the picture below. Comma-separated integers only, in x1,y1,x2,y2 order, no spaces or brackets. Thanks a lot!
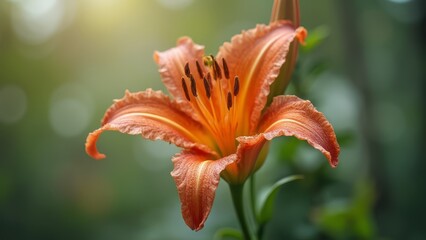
206,72,213,88
213,59,222,79
233,76,240,96
222,58,230,79
210,55,218,80
196,60,204,79
227,92,232,110
184,62,191,77
182,77,190,101
203,76,211,99
190,74,197,97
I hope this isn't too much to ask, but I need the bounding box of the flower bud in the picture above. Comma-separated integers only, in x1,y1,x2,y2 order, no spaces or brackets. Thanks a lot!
268,0,301,105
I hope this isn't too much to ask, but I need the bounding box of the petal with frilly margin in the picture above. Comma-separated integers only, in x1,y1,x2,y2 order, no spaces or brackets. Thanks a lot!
221,134,267,184
259,95,340,167
154,37,205,103
85,89,216,160
217,21,297,134
171,151,236,231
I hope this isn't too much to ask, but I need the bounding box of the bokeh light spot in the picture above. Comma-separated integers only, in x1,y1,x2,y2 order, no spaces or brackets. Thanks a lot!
387,0,411,3
49,83,94,137
309,74,360,131
156,0,194,10
16,0,57,16
0,85,27,124
11,0,64,45
49,99,90,137
133,138,178,172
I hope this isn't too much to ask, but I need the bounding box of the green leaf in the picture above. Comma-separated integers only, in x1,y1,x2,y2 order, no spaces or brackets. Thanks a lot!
301,25,330,52
213,228,243,240
258,175,304,224
306,59,329,80
336,130,356,147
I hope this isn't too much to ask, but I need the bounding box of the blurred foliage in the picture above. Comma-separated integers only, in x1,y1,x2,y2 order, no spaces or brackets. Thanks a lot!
315,180,376,239
0,0,424,239
257,175,304,226
256,175,304,239
213,228,242,240
301,26,330,53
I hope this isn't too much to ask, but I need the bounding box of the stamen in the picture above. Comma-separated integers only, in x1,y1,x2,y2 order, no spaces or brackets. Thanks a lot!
233,76,240,96
206,72,213,88
181,77,190,101
227,92,232,110
184,62,191,77
196,60,204,79
203,76,211,99
213,58,222,79
190,74,197,97
222,58,230,79
208,55,218,80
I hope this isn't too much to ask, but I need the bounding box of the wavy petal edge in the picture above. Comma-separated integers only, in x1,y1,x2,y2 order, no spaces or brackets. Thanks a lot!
85,89,217,160
171,151,236,231
217,21,298,134
260,95,340,167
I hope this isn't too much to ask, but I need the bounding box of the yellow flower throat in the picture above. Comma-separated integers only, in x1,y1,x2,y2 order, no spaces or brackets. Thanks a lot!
181,56,241,156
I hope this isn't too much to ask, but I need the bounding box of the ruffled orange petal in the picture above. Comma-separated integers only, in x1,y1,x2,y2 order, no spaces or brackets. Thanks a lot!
221,134,267,184
259,95,340,167
171,151,236,231
217,20,297,134
154,37,205,103
85,89,217,160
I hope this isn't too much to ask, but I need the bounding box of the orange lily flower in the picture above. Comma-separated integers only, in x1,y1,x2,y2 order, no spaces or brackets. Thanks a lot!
85,20,339,231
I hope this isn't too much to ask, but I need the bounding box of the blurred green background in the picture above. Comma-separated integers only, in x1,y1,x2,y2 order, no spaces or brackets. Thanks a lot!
0,0,424,239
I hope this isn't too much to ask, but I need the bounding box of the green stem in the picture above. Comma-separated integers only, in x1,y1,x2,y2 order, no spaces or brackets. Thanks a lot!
249,175,258,221
257,224,265,240
250,175,263,240
229,184,252,240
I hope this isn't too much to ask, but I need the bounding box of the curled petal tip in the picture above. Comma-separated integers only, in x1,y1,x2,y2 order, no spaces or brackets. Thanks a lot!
296,27,308,45
85,128,107,160
323,147,339,168
331,156,339,168
171,152,236,231
193,223,204,232
260,95,340,169
153,51,160,63
92,153,106,160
